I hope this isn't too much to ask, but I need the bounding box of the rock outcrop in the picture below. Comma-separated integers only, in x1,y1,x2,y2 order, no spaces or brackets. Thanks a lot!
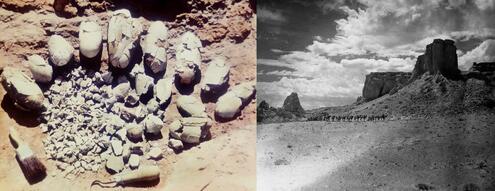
410,39,460,81
256,100,279,122
282,92,305,117
362,72,411,101
256,100,300,123
464,62,495,86
470,62,495,73
463,78,495,109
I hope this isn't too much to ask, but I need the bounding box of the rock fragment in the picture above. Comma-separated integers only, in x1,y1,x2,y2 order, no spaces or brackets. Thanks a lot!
141,21,168,74
180,117,212,143
28,55,53,83
202,57,230,93
135,73,154,96
108,114,125,130
168,120,182,140
175,32,202,85
115,128,127,141
125,91,139,107
122,143,131,161
101,71,113,84
48,34,74,66
230,81,256,101
127,123,143,141
107,9,142,69
146,99,159,113
112,82,131,101
120,104,145,122
144,114,163,135
128,154,140,169
111,139,123,156
106,155,124,174
215,81,255,119
168,139,184,151
215,92,242,119
169,117,212,144
154,77,173,105
148,21,168,40
0,67,45,111
129,143,144,155
176,95,207,117
129,63,144,79
79,21,102,58
148,147,162,160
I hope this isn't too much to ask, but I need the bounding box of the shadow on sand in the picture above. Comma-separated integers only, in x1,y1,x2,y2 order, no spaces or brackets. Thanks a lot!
1,95,41,127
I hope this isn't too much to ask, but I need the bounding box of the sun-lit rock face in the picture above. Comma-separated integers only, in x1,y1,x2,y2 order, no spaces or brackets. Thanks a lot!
411,39,460,81
362,72,411,101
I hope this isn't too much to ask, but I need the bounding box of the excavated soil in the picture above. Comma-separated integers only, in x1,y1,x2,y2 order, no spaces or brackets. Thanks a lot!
258,113,495,191
0,0,256,190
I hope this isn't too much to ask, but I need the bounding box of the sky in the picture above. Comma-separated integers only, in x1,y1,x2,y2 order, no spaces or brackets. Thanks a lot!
257,0,495,110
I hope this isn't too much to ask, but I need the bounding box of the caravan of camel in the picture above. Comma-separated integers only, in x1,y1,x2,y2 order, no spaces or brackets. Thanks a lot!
307,114,387,122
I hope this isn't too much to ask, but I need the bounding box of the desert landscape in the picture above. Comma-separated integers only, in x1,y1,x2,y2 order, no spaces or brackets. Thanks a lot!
258,114,495,191
257,39,495,190
0,0,256,190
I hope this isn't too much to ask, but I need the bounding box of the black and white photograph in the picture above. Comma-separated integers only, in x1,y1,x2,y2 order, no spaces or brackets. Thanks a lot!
257,0,495,190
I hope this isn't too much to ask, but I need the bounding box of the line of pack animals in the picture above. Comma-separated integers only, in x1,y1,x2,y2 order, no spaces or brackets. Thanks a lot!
307,114,387,122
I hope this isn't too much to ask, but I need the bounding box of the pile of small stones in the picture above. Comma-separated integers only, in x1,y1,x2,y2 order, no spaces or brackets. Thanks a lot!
39,66,170,176
0,8,255,177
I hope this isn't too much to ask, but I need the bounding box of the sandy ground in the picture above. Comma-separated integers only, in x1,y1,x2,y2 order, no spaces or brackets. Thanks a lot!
0,0,256,190
258,113,495,191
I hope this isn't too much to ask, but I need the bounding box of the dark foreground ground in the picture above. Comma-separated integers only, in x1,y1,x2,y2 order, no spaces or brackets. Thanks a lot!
257,112,495,191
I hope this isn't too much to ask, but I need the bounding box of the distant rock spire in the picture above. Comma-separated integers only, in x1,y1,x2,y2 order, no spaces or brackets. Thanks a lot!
282,92,305,117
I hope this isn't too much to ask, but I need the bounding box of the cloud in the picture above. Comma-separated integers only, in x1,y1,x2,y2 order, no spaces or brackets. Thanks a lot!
317,0,346,13
449,29,495,41
458,39,495,70
270,48,290,54
258,7,287,23
258,51,414,109
474,0,495,10
258,58,293,68
307,0,495,58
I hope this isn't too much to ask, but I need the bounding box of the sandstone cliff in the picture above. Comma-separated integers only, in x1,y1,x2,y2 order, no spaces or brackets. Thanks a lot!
362,72,411,101
410,39,460,81
361,39,461,102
